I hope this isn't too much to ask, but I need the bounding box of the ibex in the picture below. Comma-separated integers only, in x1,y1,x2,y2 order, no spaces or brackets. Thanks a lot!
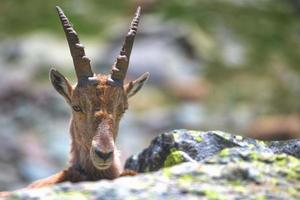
0,6,148,195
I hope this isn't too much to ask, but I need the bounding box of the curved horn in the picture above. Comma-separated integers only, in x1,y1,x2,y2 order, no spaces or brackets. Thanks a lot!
56,6,93,79
109,6,141,85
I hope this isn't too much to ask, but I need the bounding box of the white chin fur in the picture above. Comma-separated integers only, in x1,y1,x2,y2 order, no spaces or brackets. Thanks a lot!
94,163,111,170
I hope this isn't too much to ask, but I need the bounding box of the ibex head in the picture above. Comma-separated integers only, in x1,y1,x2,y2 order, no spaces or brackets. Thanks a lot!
50,6,149,171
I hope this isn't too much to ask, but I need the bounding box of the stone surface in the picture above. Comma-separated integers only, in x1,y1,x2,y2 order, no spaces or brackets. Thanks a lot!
125,129,299,172
5,130,300,200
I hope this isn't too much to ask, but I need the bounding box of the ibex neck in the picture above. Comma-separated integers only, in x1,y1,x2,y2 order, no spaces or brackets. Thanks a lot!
68,118,121,180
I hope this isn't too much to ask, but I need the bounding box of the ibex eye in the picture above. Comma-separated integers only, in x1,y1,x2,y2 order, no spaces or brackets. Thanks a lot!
72,105,82,112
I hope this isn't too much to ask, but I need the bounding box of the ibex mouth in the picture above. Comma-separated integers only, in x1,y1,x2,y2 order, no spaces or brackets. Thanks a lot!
96,164,111,170
90,145,113,170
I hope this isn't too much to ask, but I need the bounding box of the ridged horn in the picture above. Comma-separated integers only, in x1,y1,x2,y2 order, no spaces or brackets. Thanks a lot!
109,6,141,85
56,6,93,79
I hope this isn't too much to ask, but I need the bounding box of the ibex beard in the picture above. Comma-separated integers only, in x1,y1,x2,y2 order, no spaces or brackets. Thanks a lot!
0,5,149,195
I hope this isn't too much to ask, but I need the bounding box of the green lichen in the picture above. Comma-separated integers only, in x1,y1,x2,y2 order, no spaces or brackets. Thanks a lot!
162,168,172,179
169,147,178,153
249,151,259,161
269,177,278,186
285,168,299,180
195,137,203,142
189,130,204,142
227,179,242,186
179,174,194,182
164,150,185,168
219,148,230,157
288,188,298,198
203,189,226,200
232,185,247,193
261,153,300,180
274,154,299,168
254,195,267,200
244,152,300,180
178,174,194,187
258,141,266,147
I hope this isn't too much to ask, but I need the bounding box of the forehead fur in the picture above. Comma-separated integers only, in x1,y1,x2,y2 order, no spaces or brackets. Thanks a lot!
73,74,125,101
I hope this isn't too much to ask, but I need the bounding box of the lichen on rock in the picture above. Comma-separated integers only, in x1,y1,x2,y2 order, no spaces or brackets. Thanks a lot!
5,130,300,200
163,149,187,168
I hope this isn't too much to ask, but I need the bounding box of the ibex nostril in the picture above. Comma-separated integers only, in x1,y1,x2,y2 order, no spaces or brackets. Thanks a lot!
95,149,113,161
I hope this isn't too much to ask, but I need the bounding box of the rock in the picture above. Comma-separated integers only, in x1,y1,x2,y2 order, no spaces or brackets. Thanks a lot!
125,130,271,172
268,140,300,158
5,130,300,199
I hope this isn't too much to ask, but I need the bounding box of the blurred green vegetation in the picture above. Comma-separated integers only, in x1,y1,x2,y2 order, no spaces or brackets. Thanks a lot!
158,0,300,73
0,0,131,36
157,0,300,114
1,0,300,114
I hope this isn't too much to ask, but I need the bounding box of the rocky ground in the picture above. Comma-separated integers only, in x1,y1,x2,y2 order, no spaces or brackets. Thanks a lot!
5,130,300,200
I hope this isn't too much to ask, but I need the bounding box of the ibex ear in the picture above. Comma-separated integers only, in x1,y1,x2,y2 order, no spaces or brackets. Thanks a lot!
50,68,73,104
124,72,150,98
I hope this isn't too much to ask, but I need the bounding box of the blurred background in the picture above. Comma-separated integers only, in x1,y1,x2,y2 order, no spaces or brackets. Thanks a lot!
1,0,300,190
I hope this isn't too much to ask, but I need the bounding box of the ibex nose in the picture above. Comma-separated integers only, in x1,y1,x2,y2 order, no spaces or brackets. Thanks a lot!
94,149,113,161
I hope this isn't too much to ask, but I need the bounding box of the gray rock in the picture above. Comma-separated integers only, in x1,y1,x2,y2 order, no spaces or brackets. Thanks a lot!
5,130,300,200
125,130,273,172
268,139,300,158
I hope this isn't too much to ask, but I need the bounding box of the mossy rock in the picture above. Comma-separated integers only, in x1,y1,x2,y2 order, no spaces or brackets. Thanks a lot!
125,130,300,172
6,130,300,199
8,147,300,200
